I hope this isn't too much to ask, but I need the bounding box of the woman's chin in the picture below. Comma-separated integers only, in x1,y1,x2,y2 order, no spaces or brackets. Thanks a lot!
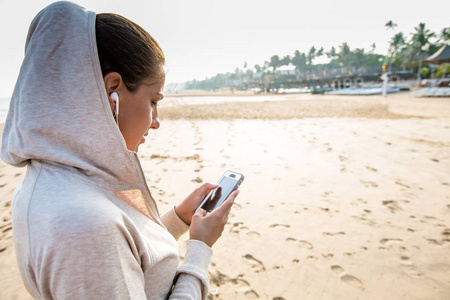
135,137,146,152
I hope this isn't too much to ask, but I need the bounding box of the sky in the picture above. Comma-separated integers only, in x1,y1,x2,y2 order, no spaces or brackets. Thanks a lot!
0,0,448,97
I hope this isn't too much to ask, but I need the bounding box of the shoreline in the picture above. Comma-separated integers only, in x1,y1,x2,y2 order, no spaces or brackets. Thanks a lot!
160,92,450,120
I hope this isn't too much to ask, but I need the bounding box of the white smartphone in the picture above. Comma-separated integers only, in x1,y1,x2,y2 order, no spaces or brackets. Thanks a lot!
197,170,244,213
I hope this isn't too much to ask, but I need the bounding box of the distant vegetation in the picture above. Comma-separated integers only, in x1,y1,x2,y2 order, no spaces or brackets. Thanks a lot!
184,22,450,90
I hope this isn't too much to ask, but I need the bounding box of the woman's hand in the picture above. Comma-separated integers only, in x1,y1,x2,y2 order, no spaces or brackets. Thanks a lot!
189,190,239,248
174,183,218,225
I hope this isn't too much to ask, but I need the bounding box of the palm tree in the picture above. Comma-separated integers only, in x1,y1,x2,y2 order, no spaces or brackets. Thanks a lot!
385,20,398,30
316,47,324,58
326,47,337,60
389,32,406,63
353,48,366,69
269,55,281,71
411,23,436,80
292,50,307,72
280,55,292,66
307,46,316,69
338,42,351,67
440,27,450,42
411,23,436,57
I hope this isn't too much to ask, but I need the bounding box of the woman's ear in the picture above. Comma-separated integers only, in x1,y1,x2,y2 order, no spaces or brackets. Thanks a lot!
103,72,122,113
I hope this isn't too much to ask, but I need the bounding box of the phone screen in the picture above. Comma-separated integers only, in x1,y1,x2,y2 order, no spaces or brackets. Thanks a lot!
200,176,237,213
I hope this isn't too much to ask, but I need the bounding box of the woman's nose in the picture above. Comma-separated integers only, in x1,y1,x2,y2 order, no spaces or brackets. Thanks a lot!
151,110,160,130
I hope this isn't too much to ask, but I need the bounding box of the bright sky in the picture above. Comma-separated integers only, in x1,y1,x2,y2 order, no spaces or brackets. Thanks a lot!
0,0,448,97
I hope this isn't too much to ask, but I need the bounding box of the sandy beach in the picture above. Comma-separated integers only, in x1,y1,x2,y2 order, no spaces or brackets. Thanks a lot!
1,92,449,299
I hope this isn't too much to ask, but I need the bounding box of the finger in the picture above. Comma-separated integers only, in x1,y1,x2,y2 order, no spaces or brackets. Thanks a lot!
198,182,219,196
195,208,207,217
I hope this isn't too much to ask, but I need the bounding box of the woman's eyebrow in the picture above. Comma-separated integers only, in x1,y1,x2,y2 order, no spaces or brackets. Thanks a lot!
156,92,164,100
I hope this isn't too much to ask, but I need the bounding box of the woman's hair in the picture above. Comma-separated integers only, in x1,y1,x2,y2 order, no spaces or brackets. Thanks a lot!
96,13,165,92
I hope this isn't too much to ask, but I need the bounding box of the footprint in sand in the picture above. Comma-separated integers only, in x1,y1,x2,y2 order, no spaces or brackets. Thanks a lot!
242,254,266,273
323,232,345,236
285,237,314,249
209,270,260,298
427,238,450,246
338,155,348,162
331,265,344,274
365,165,378,172
361,180,378,188
357,198,368,204
229,223,261,239
380,238,403,245
229,277,251,291
399,256,424,278
297,241,314,249
269,224,290,228
331,265,364,289
382,200,403,213
244,290,260,299
191,177,202,183
229,223,243,237
233,203,242,210
395,179,411,188
208,269,230,286
246,231,261,238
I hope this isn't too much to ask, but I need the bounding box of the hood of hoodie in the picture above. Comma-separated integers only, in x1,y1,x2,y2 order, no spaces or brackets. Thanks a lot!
1,1,149,191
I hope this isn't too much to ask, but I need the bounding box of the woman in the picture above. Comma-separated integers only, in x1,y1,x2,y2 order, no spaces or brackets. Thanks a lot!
1,2,238,299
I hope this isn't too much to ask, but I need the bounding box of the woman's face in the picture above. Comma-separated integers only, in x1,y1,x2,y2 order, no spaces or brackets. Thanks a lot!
118,76,165,152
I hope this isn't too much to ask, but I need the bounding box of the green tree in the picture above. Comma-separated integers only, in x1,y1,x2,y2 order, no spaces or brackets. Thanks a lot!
280,55,292,66
440,27,450,42
263,61,270,73
292,50,307,71
389,32,406,64
307,46,316,70
353,48,366,68
385,20,398,30
246,69,253,80
411,22,436,58
326,47,337,60
269,55,281,71
338,42,351,66
436,64,450,78
254,64,262,73
317,47,324,57
420,66,430,78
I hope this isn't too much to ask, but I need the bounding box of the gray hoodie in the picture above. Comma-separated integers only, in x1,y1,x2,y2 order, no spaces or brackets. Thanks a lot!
1,2,211,299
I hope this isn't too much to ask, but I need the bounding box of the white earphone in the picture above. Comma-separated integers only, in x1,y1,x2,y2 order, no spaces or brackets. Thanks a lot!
110,92,119,124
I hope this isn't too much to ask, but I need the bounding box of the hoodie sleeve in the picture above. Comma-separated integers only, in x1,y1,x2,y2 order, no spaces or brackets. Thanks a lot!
32,211,149,299
161,207,190,240
161,209,213,299
170,240,213,299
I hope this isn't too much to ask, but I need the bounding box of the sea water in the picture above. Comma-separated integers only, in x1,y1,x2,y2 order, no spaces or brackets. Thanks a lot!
0,98,10,123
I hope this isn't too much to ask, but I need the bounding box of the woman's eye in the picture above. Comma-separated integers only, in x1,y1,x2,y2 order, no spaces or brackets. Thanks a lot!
151,101,158,106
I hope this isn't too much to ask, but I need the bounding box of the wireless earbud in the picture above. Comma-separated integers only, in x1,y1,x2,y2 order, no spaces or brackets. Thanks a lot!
110,92,119,124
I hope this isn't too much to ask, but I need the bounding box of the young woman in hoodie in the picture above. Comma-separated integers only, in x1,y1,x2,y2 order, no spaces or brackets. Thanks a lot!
1,2,238,299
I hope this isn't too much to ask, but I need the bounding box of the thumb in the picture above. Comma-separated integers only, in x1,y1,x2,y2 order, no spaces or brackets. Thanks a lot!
199,182,219,194
215,190,239,215
195,208,207,218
